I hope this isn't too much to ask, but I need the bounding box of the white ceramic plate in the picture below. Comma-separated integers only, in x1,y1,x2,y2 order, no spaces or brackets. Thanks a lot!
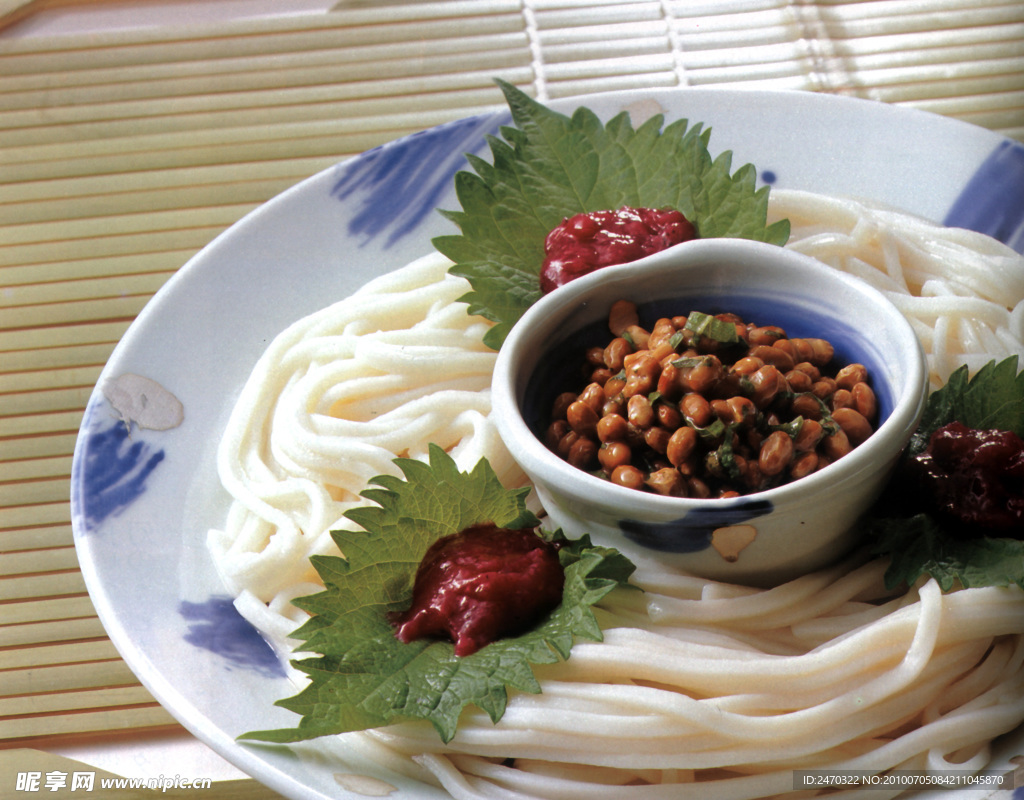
71,88,1024,799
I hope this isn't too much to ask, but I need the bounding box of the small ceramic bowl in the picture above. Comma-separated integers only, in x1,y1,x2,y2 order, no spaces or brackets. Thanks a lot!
492,237,928,585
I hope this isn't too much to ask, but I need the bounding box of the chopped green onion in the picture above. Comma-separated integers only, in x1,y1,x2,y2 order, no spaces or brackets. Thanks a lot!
687,416,726,443
796,394,840,435
684,311,740,345
671,355,714,370
773,415,805,439
712,428,744,481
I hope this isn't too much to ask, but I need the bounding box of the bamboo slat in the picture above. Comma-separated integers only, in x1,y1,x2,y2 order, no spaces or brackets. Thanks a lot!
0,524,75,554
0,500,72,530
0,685,161,717
6,177,309,226
0,69,518,132
0,10,527,74
1,274,177,309
1,389,93,418
0,545,78,576
0,365,102,393
0,344,119,373
0,475,70,506
0,88,510,147
0,409,93,440
1,296,156,331
0,436,80,465
0,0,35,31
0,408,87,438
0,706,177,740
0,614,108,647
0,45,526,109
2,658,139,697
1,132,383,184
0,569,88,602
0,252,196,289
0,30,528,96
0,229,225,267
1,592,92,623
1,641,121,681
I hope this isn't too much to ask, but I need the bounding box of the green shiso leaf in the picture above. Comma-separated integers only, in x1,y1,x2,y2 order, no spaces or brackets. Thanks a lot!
434,79,790,350
870,512,1024,592
908,356,1024,456
239,444,635,745
869,356,1024,591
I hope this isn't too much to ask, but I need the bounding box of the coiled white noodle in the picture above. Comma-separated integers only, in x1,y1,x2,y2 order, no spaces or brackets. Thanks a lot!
768,189,1024,386
208,192,1024,798
207,251,525,617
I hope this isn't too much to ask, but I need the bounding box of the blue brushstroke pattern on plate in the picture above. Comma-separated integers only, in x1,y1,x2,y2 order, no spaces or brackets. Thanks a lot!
74,399,166,534
944,139,1024,254
180,596,286,679
330,112,508,246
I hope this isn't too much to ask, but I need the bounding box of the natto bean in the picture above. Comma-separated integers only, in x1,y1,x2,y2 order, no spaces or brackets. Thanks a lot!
831,407,873,446
567,400,599,435
646,467,687,497
599,441,632,472
627,394,655,428
852,382,877,419
596,413,629,443
567,436,598,469
759,430,795,476
608,300,639,336
667,426,698,467
610,464,645,491
578,382,606,414
835,363,868,391
680,392,714,427
604,337,633,372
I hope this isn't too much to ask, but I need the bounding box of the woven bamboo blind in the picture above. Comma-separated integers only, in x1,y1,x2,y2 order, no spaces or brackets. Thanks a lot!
1,0,1022,758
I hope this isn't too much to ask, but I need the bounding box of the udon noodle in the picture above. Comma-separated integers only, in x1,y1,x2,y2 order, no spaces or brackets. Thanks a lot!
208,189,1024,798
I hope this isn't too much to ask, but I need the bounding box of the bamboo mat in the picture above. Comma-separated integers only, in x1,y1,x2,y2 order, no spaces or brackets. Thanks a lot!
1,0,1022,786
